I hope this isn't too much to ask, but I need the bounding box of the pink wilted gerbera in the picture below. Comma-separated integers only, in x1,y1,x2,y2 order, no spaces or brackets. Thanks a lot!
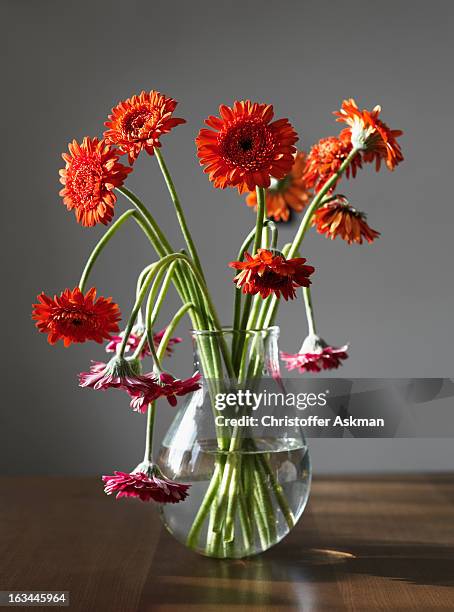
129,371,202,412
281,334,349,373
105,327,182,358
78,356,149,395
102,462,190,503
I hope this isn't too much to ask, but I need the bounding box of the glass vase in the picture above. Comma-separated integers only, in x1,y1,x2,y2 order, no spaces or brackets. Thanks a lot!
157,326,311,558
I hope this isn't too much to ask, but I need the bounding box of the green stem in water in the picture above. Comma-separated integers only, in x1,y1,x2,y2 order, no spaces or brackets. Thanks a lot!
154,147,205,279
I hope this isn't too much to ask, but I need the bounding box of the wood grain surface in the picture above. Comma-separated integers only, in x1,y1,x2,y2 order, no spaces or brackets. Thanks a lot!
1,475,453,611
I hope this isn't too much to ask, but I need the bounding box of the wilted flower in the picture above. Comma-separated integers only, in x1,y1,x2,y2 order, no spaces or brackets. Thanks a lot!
335,98,403,171
102,462,190,503
32,287,121,347
78,356,146,394
313,196,380,245
129,371,202,412
281,334,349,373
230,248,315,300
105,326,182,358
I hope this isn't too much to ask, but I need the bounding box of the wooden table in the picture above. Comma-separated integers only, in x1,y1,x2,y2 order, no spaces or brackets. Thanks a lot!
1,475,453,611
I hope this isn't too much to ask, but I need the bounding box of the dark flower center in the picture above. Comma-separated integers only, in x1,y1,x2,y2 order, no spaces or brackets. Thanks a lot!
219,118,275,171
240,137,253,152
123,106,158,140
256,269,291,289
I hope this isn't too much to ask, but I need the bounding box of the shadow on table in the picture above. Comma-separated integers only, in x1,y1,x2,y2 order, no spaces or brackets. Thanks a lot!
138,526,454,608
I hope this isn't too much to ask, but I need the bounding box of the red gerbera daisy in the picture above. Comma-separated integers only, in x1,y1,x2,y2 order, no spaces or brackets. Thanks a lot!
245,151,312,221
196,100,298,194
229,248,315,300
303,133,362,193
334,98,403,171
104,90,186,163
59,137,131,227
102,463,190,504
32,287,121,347
281,334,349,373
313,196,380,245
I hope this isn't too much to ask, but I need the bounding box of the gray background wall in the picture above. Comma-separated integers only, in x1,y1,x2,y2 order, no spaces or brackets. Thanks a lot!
1,0,453,475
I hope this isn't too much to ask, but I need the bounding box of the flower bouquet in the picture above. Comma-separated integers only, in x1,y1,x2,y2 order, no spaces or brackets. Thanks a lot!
32,91,402,558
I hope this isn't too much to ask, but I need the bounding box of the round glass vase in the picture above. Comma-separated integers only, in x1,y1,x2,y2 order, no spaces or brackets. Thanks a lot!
157,326,311,559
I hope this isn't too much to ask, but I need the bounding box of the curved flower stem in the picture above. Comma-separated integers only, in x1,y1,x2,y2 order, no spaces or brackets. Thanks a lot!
143,402,156,463
117,186,171,255
79,209,136,292
303,286,317,336
117,186,194,308
147,262,179,329
156,303,196,362
118,263,160,358
119,253,234,377
154,147,205,280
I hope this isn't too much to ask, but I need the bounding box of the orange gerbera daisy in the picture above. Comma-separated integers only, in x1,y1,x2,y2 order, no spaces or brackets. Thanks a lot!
104,90,186,164
303,133,362,193
335,98,403,171
312,197,380,245
229,248,315,300
32,287,121,347
196,101,298,194
59,137,131,227
245,152,312,222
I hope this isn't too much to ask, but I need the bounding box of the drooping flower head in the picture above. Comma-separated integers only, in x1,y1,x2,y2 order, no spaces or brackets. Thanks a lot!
102,461,190,503
229,248,315,300
104,90,186,163
78,355,146,393
129,371,202,412
303,133,362,193
105,326,183,359
32,287,121,347
312,196,380,245
196,101,298,194
59,137,131,227
281,334,349,373
335,98,403,171
245,151,312,222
